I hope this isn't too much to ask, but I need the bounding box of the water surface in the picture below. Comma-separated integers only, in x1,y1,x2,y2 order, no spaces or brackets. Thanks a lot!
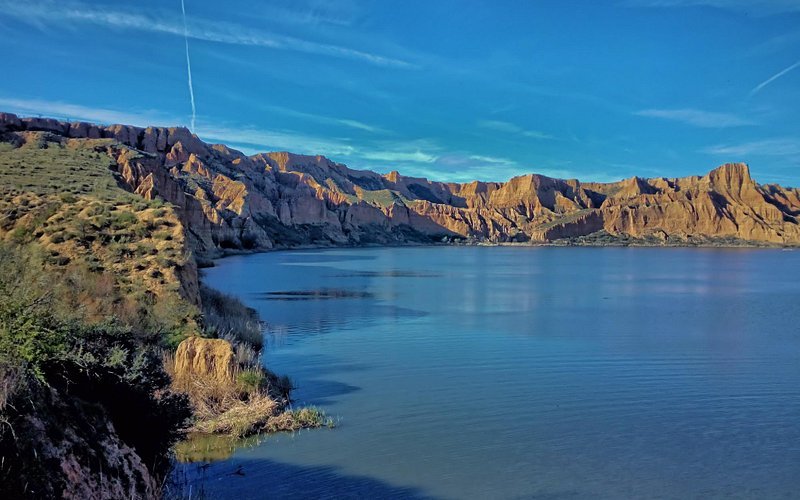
184,247,800,499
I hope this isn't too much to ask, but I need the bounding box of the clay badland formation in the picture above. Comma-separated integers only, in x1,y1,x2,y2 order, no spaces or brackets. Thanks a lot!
2,112,799,250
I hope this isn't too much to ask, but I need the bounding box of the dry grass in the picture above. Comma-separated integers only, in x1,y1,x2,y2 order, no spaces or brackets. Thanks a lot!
192,394,331,438
163,337,330,439
199,286,263,350
172,337,235,393
192,393,280,437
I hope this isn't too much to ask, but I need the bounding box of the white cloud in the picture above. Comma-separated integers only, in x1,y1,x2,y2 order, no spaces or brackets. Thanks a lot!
0,97,181,127
522,130,555,140
703,138,800,157
248,1,361,28
0,0,414,69
467,154,516,165
624,0,800,15
635,108,754,128
0,96,364,157
1,97,578,184
477,120,554,140
360,150,438,164
330,119,385,134
478,120,521,133
197,124,358,158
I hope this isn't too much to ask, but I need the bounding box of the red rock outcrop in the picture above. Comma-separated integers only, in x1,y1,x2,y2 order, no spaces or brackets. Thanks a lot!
2,112,798,250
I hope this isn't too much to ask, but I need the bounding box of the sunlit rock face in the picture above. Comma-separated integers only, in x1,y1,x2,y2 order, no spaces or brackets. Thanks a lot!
3,113,799,251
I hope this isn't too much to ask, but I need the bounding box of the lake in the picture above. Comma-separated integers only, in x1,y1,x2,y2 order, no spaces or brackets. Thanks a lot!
182,246,800,499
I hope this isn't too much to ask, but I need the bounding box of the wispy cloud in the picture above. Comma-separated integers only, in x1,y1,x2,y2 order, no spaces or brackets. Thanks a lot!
248,0,362,28
197,125,358,158
477,120,554,140
703,138,800,157
466,155,517,165
337,119,385,133
409,159,522,183
420,154,600,183
750,60,800,95
0,0,414,69
624,0,800,15
745,31,800,58
360,150,438,164
0,97,181,127
0,97,585,184
201,86,389,135
0,96,364,157
634,108,754,128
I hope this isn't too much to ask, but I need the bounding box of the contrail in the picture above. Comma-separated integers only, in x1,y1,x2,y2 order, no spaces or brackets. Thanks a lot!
181,0,196,131
750,60,800,96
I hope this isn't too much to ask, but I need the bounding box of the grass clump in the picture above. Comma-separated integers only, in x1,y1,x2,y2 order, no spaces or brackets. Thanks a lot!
192,395,332,438
199,285,263,350
237,367,267,393
164,335,330,440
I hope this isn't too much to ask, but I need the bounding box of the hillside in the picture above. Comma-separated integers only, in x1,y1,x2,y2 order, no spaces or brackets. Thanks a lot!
0,113,329,499
2,112,797,252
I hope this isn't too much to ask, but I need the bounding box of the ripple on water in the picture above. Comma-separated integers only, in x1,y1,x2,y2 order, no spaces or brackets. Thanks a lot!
191,247,800,499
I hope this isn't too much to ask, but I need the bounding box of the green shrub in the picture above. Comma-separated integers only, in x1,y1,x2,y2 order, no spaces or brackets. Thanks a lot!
110,211,137,230
9,226,31,244
0,242,192,495
237,368,266,394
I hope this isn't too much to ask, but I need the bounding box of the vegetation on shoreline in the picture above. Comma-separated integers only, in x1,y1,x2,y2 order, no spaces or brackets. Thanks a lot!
0,242,192,497
167,287,332,439
0,130,329,498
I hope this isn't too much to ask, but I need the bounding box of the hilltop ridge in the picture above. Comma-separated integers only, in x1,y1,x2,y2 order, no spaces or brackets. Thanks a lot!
2,112,799,250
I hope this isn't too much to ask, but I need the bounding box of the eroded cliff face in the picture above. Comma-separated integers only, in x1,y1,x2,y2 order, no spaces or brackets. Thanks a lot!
2,112,798,249
3,384,158,500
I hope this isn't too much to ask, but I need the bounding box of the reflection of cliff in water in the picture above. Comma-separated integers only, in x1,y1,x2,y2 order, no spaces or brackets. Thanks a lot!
175,433,264,463
255,289,375,300
256,289,426,339
330,270,442,278
234,259,429,338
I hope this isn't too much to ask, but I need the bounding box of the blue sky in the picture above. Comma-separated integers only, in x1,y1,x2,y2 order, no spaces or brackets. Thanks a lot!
1,0,799,185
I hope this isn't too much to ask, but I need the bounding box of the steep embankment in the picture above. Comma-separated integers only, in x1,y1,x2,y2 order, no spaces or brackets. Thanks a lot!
0,115,323,499
2,112,797,251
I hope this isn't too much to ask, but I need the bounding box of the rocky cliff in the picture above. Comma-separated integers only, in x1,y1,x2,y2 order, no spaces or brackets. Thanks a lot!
2,112,798,250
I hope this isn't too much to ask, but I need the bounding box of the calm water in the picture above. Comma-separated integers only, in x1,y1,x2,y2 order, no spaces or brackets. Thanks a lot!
184,247,800,499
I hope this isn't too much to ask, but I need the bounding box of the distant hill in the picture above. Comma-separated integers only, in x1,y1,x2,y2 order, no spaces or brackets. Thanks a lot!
2,112,799,251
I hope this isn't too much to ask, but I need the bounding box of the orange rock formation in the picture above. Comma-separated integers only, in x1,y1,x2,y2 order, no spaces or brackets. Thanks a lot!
2,112,798,250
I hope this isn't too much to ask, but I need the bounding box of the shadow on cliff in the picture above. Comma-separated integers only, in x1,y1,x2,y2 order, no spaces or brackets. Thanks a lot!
174,457,440,499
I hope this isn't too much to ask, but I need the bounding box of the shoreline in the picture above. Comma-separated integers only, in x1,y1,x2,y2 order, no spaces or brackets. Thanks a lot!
204,238,796,266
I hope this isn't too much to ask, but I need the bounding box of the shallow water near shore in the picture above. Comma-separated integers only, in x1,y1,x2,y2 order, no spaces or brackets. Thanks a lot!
180,246,800,499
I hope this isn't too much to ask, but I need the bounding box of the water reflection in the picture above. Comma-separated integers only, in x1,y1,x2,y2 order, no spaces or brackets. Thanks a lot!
175,457,438,499
254,289,374,300
195,247,800,499
330,270,441,278
175,433,264,463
